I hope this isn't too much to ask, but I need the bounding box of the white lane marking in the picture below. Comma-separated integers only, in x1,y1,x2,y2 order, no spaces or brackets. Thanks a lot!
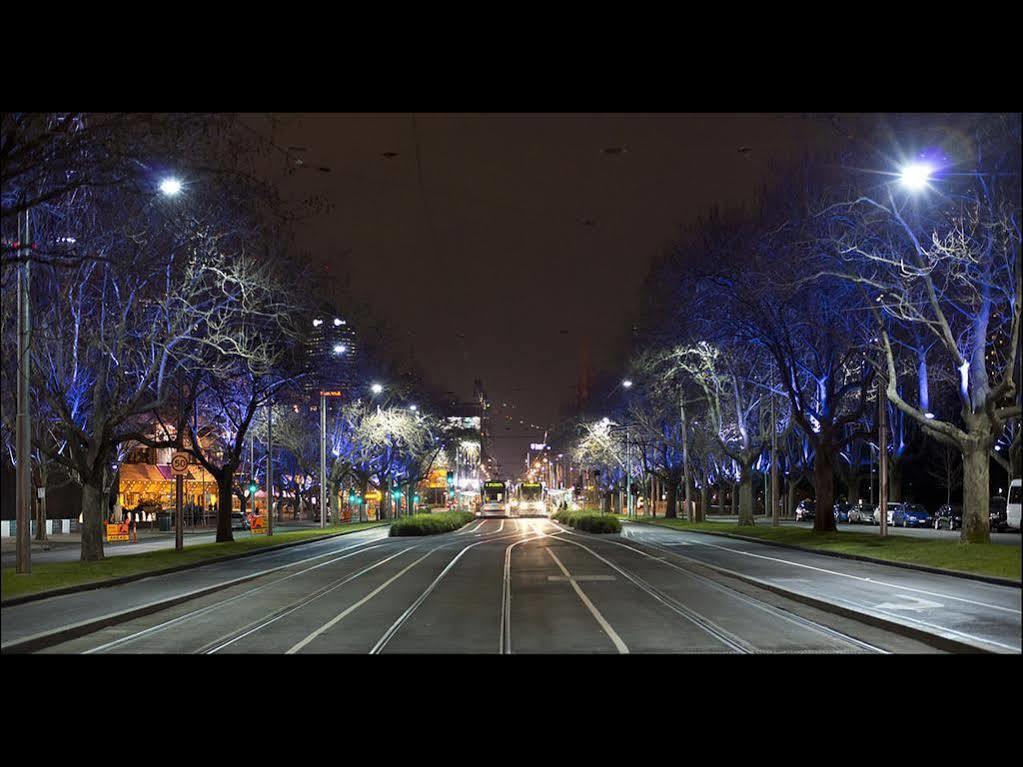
205,547,415,654
545,546,629,654
548,575,617,582
549,531,752,653
468,520,487,534
286,550,437,654
874,596,944,612
628,526,1021,615
79,540,390,655
498,520,505,533
500,532,543,654
369,527,533,654
561,530,886,654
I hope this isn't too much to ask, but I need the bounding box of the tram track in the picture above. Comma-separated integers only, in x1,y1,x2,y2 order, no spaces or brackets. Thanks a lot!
548,523,888,654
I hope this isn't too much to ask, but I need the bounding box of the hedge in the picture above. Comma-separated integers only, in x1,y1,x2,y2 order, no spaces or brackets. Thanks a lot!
389,511,475,536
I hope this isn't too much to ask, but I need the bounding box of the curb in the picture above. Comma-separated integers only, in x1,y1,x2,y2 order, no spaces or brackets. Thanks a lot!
1,524,390,609
623,520,1022,588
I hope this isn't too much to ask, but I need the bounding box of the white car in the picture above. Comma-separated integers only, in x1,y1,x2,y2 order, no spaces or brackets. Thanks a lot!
874,502,900,526
1008,479,1021,531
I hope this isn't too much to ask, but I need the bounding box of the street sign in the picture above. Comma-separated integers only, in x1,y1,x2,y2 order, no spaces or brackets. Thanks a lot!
171,452,190,476
106,523,129,542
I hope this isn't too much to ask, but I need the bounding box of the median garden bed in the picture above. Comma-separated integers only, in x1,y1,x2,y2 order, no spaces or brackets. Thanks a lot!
553,510,621,534
1,521,389,603
389,511,474,536
624,517,1021,581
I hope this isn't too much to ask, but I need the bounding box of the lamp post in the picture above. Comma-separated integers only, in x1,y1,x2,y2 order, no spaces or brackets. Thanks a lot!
770,393,779,527
15,208,32,573
266,401,274,537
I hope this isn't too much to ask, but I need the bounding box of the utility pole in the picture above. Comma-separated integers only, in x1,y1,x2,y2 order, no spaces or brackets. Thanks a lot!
16,208,32,573
267,402,274,537
878,375,888,538
770,394,779,527
320,393,327,528
625,424,632,518
680,390,693,521
249,427,254,514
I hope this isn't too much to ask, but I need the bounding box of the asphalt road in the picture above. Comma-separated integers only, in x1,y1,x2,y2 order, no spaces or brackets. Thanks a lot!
6,518,1018,654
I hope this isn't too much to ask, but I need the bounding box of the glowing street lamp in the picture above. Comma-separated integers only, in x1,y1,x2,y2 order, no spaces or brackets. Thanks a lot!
899,162,933,191
159,177,183,197
622,379,633,389
370,382,384,395
408,404,418,412
333,343,347,355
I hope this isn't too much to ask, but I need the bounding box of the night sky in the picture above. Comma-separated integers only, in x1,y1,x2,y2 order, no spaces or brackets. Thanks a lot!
276,114,838,473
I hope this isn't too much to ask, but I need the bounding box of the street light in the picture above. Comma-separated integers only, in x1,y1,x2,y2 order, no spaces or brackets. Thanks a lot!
370,382,384,395
159,177,183,197
622,379,633,389
333,343,347,355
409,404,418,412
899,162,933,191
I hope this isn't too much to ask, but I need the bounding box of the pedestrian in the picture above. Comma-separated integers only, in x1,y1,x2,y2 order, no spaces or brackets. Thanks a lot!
129,509,138,543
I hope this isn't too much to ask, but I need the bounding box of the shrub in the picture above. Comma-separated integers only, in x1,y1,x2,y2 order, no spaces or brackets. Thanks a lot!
390,511,474,537
552,509,621,534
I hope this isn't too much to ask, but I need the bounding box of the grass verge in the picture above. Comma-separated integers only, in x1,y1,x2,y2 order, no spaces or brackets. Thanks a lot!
390,511,474,536
554,509,621,534
0,521,388,602
623,517,1021,581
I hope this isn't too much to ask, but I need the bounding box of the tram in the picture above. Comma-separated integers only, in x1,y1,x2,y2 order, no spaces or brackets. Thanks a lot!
512,481,548,517
479,480,509,517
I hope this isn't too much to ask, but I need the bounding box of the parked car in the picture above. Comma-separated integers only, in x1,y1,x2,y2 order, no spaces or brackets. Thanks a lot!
231,511,250,531
892,502,931,528
1008,480,1021,532
989,496,1008,533
848,502,875,525
794,500,816,522
833,502,852,524
874,502,900,526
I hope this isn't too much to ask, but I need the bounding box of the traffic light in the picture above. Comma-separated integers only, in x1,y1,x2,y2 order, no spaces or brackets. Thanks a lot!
446,470,454,486
248,481,258,495
413,495,420,503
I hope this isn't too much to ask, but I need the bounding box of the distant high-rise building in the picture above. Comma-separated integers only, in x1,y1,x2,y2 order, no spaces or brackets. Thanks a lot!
301,304,360,397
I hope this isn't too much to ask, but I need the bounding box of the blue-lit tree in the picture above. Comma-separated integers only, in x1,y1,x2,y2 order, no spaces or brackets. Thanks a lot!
820,116,1021,542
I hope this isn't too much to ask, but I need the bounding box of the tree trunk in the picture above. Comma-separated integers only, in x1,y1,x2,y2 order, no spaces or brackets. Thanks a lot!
813,448,837,533
737,467,755,526
697,483,708,522
80,478,106,561
217,474,235,543
787,479,797,520
730,481,738,516
380,478,391,520
961,442,991,544
665,477,677,519
889,460,902,503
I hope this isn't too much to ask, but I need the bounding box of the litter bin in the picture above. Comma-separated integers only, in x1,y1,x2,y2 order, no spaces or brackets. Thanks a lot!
157,511,172,532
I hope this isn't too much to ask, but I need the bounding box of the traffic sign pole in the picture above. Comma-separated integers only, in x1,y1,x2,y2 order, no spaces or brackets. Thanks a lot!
171,452,189,552
175,475,183,552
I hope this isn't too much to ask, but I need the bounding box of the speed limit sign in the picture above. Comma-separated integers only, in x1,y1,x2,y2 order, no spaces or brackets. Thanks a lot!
171,452,190,476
